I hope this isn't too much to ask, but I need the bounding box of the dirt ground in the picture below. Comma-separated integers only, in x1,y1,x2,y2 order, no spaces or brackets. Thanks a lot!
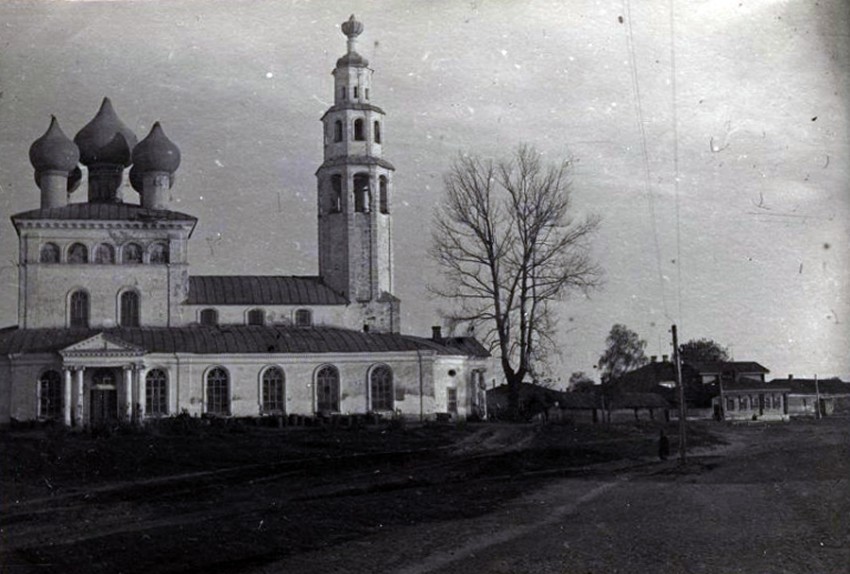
1,417,846,573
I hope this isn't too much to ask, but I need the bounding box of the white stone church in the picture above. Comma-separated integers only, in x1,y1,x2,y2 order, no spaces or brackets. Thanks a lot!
0,16,489,427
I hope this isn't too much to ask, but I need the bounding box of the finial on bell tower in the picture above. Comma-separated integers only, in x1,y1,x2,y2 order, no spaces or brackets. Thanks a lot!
341,14,364,54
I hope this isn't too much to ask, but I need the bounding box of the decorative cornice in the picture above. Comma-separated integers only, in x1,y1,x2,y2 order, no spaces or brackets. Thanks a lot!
14,219,195,232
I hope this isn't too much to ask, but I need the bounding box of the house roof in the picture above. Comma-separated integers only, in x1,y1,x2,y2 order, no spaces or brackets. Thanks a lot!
770,378,850,395
186,276,348,305
687,361,770,374
0,325,488,357
11,203,197,224
720,379,787,392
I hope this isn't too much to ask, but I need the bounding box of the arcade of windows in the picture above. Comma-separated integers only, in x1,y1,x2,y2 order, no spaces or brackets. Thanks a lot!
39,241,169,264
329,174,389,214
36,363,396,419
331,119,382,145
197,308,313,327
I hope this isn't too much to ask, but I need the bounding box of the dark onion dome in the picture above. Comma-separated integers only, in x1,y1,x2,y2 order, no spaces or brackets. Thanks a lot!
67,166,82,193
29,116,80,173
341,14,364,38
74,97,138,167
132,122,181,174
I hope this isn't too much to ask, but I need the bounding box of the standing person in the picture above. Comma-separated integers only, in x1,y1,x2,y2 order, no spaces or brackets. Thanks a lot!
658,429,670,460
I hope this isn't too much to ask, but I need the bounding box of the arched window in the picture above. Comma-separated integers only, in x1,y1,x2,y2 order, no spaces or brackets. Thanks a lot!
316,365,340,413
370,365,393,412
353,118,365,141
206,367,230,416
353,173,370,213
67,243,88,264
69,290,89,328
40,243,60,263
331,175,343,212
295,308,312,327
120,291,140,327
379,176,389,214
123,243,143,264
262,367,285,414
38,370,62,419
374,121,381,144
93,243,115,264
200,308,218,326
247,308,265,325
149,242,169,264
146,369,168,416
334,120,343,143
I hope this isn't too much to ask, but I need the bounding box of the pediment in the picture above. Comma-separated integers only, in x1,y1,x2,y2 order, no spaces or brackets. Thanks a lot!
60,332,146,357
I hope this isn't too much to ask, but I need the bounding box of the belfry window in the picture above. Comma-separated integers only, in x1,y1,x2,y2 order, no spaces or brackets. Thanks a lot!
123,243,143,264
120,291,140,327
68,243,88,264
146,369,168,416
316,365,340,413
94,243,115,264
353,86,359,98
334,120,343,143
331,175,343,212
69,290,89,328
206,367,230,416
379,176,389,214
353,173,370,213
374,121,381,144
353,119,365,141
341,86,347,100
40,243,60,263
262,367,285,414
38,370,62,419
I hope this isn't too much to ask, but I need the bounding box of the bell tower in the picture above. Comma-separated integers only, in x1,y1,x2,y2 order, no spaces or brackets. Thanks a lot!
316,15,398,333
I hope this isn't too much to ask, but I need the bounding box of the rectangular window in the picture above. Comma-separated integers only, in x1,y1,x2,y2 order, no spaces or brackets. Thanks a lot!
447,388,458,414
353,86,358,98
726,398,735,412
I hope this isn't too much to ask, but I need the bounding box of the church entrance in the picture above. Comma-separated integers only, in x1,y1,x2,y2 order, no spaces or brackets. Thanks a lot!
90,368,119,426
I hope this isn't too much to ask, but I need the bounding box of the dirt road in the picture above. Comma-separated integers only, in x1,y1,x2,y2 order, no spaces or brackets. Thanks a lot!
2,420,847,573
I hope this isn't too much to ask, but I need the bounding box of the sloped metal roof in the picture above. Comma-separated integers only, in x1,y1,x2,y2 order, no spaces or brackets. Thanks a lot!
0,326,485,357
187,276,347,305
11,203,197,223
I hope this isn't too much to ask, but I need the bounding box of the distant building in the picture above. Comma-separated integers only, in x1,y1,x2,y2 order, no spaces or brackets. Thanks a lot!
0,16,489,427
772,376,850,418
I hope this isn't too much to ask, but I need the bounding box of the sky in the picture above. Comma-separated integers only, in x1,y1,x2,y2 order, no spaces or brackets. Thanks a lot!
0,0,848,385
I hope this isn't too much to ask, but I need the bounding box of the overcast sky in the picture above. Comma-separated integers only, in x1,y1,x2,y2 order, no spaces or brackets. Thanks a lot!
1,0,848,384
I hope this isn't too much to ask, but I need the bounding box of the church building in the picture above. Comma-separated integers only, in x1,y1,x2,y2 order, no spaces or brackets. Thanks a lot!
0,16,489,427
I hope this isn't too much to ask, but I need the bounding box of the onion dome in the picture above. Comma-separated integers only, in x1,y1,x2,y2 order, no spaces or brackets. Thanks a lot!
132,122,181,174
74,97,138,166
337,14,369,68
29,116,80,173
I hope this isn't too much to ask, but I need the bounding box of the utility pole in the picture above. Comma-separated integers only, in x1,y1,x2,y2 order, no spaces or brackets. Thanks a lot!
814,374,822,419
672,324,686,465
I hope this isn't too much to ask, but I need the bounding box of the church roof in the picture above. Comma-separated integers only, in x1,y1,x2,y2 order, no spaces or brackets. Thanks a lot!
0,325,489,357
11,203,197,223
187,276,347,305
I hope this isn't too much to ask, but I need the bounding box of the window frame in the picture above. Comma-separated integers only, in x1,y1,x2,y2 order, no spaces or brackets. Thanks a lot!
315,365,340,413
261,366,286,414
93,243,116,264
369,364,394,412
149,242,169,264
200,308,219,326
69,289,90,328
39,242,61,263
247,308,265,326
67,242,88,264
122,242,144,265
38,370,62,419
295,308,312,327
353,118,365,141
447,387,458,414
120,290,141,327
205,366,230,416
145,368,169,417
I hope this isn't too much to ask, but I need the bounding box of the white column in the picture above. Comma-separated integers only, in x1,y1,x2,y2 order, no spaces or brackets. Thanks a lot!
123,366,133,421
63,368,72,427
74,367,85,428
137,366,147,421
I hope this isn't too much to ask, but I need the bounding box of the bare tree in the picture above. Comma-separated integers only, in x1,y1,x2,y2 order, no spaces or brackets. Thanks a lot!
430,145,601,418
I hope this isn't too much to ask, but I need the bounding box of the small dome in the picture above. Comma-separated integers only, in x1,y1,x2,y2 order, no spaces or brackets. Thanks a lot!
336,51,369,68
74,97,138,167
29,116,80,173
132,122,181,174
